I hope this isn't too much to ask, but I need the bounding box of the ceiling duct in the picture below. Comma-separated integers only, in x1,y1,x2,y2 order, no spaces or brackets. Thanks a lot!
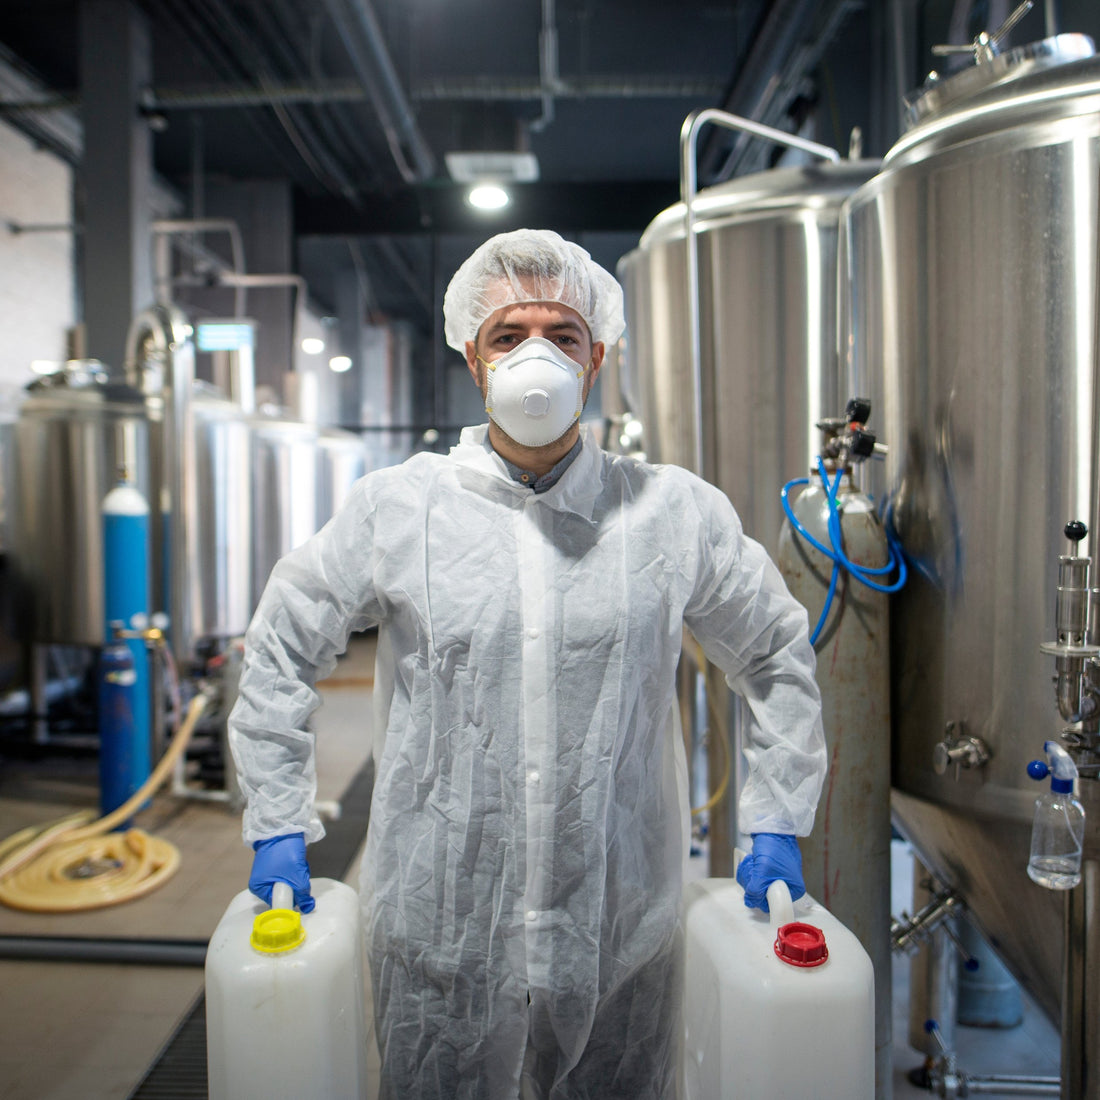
700,0,856,183
319,0,435,184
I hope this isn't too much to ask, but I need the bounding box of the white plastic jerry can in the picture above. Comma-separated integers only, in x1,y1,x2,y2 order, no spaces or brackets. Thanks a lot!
206,878,368,1100
682,874,875,1100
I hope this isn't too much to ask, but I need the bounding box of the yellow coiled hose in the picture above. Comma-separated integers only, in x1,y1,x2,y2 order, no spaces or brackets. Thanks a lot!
0,693,208,913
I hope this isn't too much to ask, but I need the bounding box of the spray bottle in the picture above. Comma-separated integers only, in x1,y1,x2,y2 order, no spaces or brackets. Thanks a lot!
1026,740,1085,889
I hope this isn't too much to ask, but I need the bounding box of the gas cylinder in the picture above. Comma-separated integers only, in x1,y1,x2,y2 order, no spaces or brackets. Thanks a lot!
776,404,895,1097
682,871,875,1098
100,477,151,813
205,878,368,1100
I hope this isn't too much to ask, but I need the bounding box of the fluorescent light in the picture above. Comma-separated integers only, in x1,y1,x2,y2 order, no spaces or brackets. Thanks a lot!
329,355,352,373
468,183,510,210
300,337,325,354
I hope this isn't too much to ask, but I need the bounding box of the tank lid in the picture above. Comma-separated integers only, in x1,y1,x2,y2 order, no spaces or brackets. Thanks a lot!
636,160,883,249
774,921,829,968
902,33,1095,129
250,907,306,954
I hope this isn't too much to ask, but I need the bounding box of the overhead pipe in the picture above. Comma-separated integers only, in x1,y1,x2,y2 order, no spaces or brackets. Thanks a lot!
319,0,434,184
699,0,819,181
530,0,559,133
152,219,247,316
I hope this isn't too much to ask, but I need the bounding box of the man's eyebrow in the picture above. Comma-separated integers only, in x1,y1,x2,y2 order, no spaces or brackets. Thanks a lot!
487,317,585,334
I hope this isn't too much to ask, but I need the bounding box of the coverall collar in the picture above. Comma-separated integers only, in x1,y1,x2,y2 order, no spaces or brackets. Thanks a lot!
451,424,604,521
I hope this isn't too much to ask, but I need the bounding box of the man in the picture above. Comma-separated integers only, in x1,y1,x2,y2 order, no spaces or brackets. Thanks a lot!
230,229,826,1099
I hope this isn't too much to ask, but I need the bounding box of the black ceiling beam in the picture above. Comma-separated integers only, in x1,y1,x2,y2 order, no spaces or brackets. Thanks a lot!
294,180,679,236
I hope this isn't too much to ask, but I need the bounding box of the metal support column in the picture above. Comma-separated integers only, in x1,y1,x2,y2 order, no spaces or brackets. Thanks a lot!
78,0,155,370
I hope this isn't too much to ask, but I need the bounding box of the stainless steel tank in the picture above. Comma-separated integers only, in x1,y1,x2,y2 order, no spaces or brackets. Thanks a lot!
618,159,881,551
250,413,320,607
315,426,367,532
840,33,1100,1026
186,381,253,640
9,361,253,650
10,362,154,646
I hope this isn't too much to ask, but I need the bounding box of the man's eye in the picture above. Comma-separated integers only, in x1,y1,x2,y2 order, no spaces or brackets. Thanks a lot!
555,335,578,347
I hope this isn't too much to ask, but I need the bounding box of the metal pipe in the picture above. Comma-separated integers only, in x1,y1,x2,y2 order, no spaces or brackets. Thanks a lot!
318,0,434,183
962,1077,1060,1096
530,0,558,133
0,935,206,966
124,305,198,669
1061,857,1100,1099
679,107,840,479
152,218,247,317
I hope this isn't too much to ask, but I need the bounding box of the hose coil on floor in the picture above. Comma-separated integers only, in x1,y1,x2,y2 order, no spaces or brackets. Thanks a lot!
0,693,209,913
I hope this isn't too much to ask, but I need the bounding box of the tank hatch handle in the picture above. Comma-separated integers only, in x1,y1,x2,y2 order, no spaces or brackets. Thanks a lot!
930,1,1034,66
932,720,991,779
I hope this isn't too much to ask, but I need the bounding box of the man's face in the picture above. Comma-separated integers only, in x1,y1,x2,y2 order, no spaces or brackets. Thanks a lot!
464,300,605,403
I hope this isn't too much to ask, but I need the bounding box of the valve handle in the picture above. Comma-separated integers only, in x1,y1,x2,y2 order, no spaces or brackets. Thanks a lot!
845,396,872,425
1065,520,1088,544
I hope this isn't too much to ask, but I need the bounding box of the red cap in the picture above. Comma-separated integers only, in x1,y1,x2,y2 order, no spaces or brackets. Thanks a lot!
774,921,829,968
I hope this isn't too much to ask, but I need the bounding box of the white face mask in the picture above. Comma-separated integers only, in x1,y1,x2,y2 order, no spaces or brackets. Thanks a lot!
481,337,587,448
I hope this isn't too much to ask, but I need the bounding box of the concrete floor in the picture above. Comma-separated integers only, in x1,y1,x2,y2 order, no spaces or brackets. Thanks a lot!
0,633,1063,1098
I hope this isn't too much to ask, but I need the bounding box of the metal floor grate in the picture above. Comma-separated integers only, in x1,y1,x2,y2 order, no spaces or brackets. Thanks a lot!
128,755,375,1099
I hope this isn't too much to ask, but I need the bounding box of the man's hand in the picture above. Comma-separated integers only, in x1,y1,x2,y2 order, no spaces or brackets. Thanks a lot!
249,832,315,913
736,833,805,913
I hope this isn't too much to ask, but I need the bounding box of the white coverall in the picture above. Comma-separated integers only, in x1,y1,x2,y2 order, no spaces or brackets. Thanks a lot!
230,423,826,1100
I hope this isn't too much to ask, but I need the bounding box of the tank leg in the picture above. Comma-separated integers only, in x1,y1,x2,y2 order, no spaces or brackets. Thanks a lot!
1062,858,1100,1099
30,643,48,744
908,859,959,1059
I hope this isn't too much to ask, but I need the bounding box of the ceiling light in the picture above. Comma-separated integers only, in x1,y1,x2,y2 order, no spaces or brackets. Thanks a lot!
329,355,352,373
300,337,325,354
468,183,510,210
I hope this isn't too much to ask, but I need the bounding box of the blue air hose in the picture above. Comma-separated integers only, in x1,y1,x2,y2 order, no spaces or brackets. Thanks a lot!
781,457,908,644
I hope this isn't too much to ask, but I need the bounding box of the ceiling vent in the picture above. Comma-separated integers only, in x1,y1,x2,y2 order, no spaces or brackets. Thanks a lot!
445,151,540,183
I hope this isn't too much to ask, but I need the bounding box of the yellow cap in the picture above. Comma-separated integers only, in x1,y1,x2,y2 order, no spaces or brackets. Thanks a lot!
250,907,306,954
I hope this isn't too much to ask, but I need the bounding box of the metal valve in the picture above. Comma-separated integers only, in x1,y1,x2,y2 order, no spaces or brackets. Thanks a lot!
932,721,991,778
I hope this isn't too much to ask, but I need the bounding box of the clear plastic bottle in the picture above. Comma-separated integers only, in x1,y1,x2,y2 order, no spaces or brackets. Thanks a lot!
1027,741,1085,890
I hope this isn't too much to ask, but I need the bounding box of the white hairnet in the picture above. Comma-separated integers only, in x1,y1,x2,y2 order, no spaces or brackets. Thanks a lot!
443,229,625,351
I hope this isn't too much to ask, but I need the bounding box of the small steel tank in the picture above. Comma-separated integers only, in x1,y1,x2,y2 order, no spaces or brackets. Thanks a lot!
186,382,253,640
618,159,881,551
9,362,254,651
249,412,320,607
840,33,1100,1027
315,427,367,532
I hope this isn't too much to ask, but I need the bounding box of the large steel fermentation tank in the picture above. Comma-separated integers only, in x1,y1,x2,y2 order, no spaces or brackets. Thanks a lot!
620,151,892,1092
618,159,880,551
841,33,1100,1033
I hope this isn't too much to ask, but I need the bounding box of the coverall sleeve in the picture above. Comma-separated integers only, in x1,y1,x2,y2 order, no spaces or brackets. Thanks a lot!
682,480,827,837
228,479,382,845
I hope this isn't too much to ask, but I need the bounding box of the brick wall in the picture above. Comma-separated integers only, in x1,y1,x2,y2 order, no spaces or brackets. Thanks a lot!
0,117,75,398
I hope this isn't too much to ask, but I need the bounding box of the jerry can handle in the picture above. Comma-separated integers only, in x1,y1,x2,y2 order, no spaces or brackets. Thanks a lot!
271,882,295,911
732,847,796,927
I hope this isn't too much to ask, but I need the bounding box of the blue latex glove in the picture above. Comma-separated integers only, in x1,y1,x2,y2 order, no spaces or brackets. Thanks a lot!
249,832,315,913
736,833,805,913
